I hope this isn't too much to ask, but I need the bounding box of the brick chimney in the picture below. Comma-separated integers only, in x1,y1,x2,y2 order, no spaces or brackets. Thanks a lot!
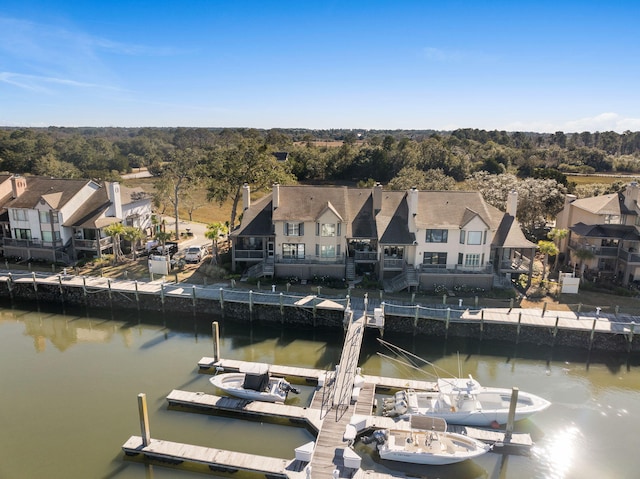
106,181,123,219
272,183,280,210
373,183,382,213
506,190,518,216
11,175,26,199
624,182,640,209
408,187,419,233
243,183,251,210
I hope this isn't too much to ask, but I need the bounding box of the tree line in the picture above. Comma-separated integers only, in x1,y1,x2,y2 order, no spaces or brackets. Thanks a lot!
1,126,639,241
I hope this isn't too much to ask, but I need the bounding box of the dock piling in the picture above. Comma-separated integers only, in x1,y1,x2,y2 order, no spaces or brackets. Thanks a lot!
505,387,519,441
137,393,151,447
6,272,12,298
589,318,598,349
212,321,220,362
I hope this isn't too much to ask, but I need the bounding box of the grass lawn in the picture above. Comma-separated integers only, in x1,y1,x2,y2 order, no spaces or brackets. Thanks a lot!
123,177,244,225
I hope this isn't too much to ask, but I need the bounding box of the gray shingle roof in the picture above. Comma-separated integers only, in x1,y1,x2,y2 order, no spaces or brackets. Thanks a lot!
232,186,530,248
570,222,640,240
5,177,96,209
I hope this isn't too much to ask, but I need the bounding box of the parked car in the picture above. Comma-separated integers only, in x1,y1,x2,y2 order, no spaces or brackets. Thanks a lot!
184,244,208,263
152,241,178,258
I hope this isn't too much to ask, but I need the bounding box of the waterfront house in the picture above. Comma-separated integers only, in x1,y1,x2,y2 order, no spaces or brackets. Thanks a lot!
1,175,152,263
555,182,640,285
230,184,535,291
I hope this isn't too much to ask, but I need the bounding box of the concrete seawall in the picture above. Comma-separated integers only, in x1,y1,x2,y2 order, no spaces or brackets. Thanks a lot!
0,271,638,352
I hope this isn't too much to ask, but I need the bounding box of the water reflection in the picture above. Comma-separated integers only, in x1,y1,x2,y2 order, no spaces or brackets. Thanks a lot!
531,425,581,479
3,299,640,479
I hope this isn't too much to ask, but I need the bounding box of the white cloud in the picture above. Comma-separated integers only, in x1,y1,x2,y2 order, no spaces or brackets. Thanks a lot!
564,113,640,133
0,72,122,93
423,47,452,61
503,113,640,133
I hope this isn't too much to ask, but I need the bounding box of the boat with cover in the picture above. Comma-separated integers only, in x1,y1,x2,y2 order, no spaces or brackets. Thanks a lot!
377,339,551,426
209,363,299,403
363,415,490,465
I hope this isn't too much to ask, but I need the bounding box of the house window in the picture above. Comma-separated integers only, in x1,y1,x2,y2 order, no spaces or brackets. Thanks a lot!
39,211,59,224
282,243,304,259
14,228,31,240
319,244,336,258
467,231,482,245
604,214,621,224
12,210,27,221
384,246,404,258
458,253,463,265
318,223,337,237
284,222,303,236
41,230,61,242
426,229,448,243
465,254,481,267
125,214,141,228
460,230,465,244
423,252,447,265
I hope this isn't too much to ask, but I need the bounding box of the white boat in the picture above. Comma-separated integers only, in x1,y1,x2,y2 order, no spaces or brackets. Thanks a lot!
381,375,551,426
209,363,299,403
364,416,490,465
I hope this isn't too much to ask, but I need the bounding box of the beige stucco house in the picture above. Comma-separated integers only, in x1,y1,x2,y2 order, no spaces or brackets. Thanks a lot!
556,182,640,285
230,183,535,291
0,175,152,264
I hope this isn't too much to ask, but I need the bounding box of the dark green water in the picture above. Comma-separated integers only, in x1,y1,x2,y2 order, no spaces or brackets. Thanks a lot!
1,300,638,479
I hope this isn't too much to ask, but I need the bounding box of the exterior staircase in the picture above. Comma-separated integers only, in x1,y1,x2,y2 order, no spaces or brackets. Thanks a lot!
346,257,355,281
384,264,419,293
244,258,274,280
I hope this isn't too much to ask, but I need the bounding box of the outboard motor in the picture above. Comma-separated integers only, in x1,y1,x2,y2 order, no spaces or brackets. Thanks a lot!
362,429,388,446
280,381,300,395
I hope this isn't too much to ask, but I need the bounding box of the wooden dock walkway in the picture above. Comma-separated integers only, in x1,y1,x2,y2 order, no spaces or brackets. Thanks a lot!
122,435,307,478
121,308,536,477
166,389,324,431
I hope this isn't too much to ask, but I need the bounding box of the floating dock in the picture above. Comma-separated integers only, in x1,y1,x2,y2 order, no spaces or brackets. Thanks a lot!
122,314,535,478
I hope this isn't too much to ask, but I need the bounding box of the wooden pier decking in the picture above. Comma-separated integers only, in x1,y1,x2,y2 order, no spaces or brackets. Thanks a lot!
122,435,306,478
123,309,535,477
165,389,324,432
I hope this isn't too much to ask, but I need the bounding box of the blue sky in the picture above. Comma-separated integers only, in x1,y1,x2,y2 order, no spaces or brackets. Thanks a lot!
1,1,639,132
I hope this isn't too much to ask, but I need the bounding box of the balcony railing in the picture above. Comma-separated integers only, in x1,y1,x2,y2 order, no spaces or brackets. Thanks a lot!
234,249,266,260
383,258,404,269
3,238,63,249
353,251,377,261
619,249,640,264
569,240,619,257
73,237,113,250
275,254,344,265
420,263,492,274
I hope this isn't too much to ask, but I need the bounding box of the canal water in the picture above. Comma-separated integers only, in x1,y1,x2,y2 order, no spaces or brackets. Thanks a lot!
1,299,639,479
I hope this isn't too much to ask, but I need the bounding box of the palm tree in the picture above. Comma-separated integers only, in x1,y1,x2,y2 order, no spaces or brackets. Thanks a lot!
574,248,595,280
537,240,559,284
547,228,568,271
205,221,229,265
122,226,146,260
103,222,126,263
155,230,173,254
